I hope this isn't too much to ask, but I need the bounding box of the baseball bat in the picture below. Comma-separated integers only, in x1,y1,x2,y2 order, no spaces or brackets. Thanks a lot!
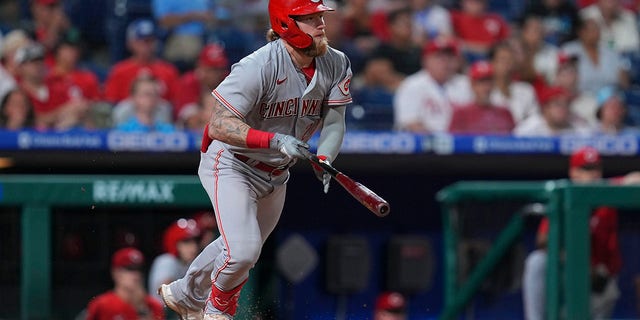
304,152,390,217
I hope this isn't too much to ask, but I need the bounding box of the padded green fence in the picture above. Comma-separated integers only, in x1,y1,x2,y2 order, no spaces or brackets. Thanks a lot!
0,174,255,320
437,180,640,320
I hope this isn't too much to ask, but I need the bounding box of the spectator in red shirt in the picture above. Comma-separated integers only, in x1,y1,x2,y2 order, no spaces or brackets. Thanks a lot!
26,0,73,67
173,43,229,129
448,61,515,135
523,146,640,320
374,291,407,320
16,43,89,131
85,247,164,320
451,0,510,62
104,19,180,105
47,30,101,102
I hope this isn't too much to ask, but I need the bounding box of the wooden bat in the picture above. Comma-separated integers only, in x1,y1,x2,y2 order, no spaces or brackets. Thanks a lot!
303,151,390,217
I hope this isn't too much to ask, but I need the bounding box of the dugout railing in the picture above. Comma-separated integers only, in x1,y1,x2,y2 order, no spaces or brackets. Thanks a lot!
436,180,640,320
0,174,257,320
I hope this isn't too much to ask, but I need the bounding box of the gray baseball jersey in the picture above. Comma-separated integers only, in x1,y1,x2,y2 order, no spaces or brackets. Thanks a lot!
212,39,352,167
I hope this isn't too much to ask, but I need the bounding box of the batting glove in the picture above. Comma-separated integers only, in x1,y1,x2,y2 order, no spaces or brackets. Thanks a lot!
311,155,331,194
270,133,310,159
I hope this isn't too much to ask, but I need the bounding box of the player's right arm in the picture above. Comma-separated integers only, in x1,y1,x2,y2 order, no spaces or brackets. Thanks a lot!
207,98,251,147
206,99,309,159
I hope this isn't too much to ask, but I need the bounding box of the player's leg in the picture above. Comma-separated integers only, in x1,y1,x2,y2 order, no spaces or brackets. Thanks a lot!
522,249,547,320
204,171,288,317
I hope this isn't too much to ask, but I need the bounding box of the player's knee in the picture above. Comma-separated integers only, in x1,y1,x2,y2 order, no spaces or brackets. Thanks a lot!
229,243,261,271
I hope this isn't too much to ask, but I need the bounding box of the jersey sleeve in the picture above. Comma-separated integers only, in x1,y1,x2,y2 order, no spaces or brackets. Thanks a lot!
212,60,265,120
327,53,353,106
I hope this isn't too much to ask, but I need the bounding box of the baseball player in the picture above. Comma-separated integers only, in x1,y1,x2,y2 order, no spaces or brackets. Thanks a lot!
148,218,201,305
158,1,352,319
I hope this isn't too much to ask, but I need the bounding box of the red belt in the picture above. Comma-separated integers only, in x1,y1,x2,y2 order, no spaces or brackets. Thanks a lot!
234,154,288,176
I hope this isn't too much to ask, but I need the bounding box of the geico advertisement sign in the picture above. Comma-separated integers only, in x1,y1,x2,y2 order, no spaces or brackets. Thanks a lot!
107,132,189,151
93,180,175,203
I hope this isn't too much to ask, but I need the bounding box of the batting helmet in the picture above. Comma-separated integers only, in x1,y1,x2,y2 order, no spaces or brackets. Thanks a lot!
268,0,334,49
163,218,201,256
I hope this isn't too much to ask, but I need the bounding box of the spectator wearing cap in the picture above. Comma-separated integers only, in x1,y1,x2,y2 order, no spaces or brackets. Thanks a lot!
173,44,229,130
448,61,515,135
374,291,407,320
514,85,592,136
523,146,640,320
488,41,541,124
112,75,175,133
393,38,472,133
580,0,640,54
451,0,510,63
192,211,218,250
148,218,201,304
104,19,180,105
152,0,214,70
561,16,630,96
594,86,639,135
86,247,164,320
16,42,90,131
0,30,31,102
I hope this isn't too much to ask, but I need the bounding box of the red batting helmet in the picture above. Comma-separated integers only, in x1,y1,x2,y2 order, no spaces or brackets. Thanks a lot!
163,218,201,256
268,0,334,49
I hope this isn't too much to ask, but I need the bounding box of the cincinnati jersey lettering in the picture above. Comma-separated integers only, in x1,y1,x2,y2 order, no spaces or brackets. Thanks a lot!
259,98,322,119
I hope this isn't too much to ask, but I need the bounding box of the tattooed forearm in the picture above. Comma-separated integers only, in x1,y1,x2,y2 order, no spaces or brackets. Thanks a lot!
207,99,251,147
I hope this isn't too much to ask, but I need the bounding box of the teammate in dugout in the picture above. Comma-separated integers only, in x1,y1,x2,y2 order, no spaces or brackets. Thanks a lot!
158,0,352,319
522,146,640,320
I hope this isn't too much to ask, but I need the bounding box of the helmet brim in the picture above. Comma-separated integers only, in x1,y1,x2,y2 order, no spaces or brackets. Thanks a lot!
290,3,334,16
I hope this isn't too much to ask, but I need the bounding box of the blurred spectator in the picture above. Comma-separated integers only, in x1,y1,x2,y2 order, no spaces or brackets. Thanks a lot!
514,86,592,136
368,7,422,76
489,41,540,124
410,0,452,46
562,16,630,95
517,13,560,85
593,85,639,134
553,52,599,126
24,0,72,60
451,0,510,62
16,43,90,130
112,75,175,133
342,0,382,71
173,43,229,128
48,30,101,102
449,61,515,135
192,211,217,250
393,38,472,133
349,58,400,131
580,0,640,54
578,0,640,12
0,29,31,99
152,0,214,70
0,88,34,130
149,218,201,304
374,291,407,320
86,247,164,320
104,19,180,104
524,0,579,46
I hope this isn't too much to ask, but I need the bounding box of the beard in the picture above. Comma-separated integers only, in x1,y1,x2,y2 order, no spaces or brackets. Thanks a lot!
301,35,329,57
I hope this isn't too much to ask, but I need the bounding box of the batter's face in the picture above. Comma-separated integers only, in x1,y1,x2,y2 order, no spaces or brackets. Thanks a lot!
294,12,329,57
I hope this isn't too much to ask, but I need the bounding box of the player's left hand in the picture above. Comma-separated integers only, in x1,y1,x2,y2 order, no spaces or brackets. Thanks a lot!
311,155,331,194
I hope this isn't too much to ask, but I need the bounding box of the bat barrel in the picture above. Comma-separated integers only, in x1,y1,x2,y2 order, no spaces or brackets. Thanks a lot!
376,202,390,217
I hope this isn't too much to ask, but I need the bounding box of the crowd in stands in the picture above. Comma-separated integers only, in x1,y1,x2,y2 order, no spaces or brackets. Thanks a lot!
1,0,640,138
